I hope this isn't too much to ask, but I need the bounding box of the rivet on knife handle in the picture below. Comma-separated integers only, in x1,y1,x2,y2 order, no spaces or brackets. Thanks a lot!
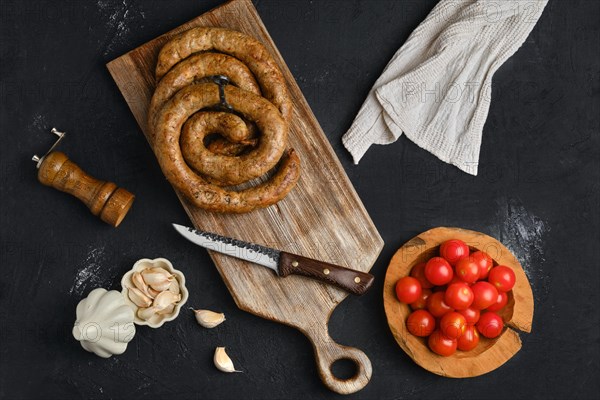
278,252,374,295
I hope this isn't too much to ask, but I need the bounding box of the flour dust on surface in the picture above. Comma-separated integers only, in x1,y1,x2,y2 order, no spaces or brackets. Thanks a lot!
29,114,49,132
491,197,550,303
96,0,146,57
70,246,113,297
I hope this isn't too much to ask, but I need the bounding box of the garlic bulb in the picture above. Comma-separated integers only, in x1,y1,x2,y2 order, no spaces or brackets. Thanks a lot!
192,309,226,328
214,347,240,373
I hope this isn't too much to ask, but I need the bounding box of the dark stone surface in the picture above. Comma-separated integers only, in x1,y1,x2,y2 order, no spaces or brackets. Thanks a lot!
0,1,598,399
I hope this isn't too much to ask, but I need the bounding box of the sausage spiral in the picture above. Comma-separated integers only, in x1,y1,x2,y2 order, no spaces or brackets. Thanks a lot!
148,27,300,213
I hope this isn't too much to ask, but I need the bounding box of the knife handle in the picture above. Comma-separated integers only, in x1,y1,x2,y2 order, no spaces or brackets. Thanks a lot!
279,252,374,295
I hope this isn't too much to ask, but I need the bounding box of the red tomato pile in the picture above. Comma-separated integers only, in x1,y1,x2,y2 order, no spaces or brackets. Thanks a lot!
395,239,516,357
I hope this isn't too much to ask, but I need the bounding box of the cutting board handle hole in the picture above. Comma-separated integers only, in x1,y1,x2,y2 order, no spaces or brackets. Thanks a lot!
330,358,358,381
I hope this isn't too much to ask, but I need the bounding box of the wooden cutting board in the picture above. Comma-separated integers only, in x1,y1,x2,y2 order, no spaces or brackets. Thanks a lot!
107,0,383,394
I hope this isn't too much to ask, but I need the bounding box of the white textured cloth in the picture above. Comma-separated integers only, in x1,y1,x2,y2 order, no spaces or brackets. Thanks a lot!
342,0,548,175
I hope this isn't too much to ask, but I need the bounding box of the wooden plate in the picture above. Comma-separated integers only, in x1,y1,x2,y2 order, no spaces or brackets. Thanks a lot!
383,227,534,378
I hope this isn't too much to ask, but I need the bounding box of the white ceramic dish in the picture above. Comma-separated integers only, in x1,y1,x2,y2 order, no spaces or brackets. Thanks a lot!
121,258,189,328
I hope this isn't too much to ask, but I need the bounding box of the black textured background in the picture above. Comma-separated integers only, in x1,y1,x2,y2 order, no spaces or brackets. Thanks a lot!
1,1,599,399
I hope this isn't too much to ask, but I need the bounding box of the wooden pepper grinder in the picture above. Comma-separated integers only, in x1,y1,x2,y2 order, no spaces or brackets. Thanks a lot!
33,128,135,227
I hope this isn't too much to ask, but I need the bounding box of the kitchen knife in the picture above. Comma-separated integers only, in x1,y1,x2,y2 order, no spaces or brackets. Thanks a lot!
173,223,374,295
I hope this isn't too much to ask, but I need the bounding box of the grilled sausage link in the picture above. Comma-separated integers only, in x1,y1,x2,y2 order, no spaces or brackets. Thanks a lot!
152,83,300,213
155,27,292,122
148,27,300,213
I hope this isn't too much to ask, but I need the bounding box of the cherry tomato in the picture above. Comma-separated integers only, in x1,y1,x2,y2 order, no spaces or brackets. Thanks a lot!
476,312,504,338
425,257,454,286
395,277,422,304
444,283,474,310
428,330,457,357
488,265,516,292
486,291,508,312
410,262,433,289
457,325,480,351
439,239,470,266
448,275,468,286
458,307,480,324
406,310,436,337
471,281,499,310
410,289,432,310
455,257,480,284
440,312,467,339
426,291,453,317
471,250,494,280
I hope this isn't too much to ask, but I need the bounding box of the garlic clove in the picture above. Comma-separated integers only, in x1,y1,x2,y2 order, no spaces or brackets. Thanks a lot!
141,267,173,282
157,303,175,315
137,306,157,321
141,268,173,291
132,272,154,298
214,347,240,373
152,290,181,311
147,287,161,298
191,309,225,328
168,279,180,295
127,286,153,308
148,279,173,292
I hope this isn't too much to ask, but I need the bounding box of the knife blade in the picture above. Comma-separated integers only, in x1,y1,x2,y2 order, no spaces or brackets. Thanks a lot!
172,223,374,295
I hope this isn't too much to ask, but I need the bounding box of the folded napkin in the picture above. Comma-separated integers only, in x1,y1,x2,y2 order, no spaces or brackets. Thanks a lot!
342,0,549,175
